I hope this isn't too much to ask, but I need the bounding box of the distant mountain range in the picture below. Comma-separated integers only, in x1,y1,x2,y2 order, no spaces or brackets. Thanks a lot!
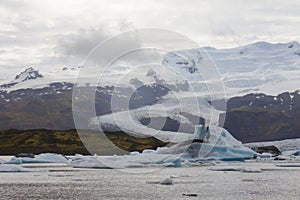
1,41,300,96
0,41,299,142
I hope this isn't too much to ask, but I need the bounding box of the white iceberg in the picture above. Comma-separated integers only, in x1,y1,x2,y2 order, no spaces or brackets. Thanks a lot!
69,153,182,169
209,165,242,171
156,126,255,161
275,163,300,167
246,138,300,153
160,177,174,185
209,164,262,173
69,126,255,169
0,164,41,172
281,150,300,157
68,154,113,169
7,153,68,164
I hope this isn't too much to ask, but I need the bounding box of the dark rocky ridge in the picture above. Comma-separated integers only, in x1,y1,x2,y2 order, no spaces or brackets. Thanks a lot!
0,82,171,130
220,91,300,142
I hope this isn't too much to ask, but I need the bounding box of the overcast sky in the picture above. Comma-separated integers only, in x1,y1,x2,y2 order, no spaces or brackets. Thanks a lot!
1,0,300,72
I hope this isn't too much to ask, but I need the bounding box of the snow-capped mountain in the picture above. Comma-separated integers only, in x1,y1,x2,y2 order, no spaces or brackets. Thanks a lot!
163,41,300,97
14,67,43,83
0,41,299,97
0,67,43,89
0,41,299,143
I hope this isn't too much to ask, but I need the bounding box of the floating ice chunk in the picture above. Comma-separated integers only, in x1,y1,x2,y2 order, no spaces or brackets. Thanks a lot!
69,153,182,169
160,177,174,185
246,138,300,153
256,153,273,159
142,149,156,154
281,150,300,157
209,165,242,171
126,153,181,167
0,164,41,172
209,165,262,173
275,155,292,160
182,194,198,197
47,172,70,177
68,154,114,169
8,153,68,164
275,163,300,167
241,167,262,173
129,151,140,156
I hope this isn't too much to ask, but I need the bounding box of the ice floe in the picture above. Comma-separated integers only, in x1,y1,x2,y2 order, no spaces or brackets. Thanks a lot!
246,138,300,153
0,164,41,172
209,164,262,173
160,177,174,185
69,153,181,169
7,153,68,164
275,163,300,167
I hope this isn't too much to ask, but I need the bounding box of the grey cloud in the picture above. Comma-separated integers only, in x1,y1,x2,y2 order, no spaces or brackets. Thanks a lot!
56,27,110,58
1,0,300,70
55,26,164,67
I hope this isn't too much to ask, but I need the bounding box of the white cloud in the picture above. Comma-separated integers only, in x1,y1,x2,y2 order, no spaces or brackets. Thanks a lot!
0,0,300,72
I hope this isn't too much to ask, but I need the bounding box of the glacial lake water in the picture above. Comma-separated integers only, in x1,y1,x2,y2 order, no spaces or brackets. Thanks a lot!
0,159,299,200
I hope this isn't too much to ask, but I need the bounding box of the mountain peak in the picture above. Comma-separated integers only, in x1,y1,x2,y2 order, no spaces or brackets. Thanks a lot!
15,67,43,82
249,41,300,50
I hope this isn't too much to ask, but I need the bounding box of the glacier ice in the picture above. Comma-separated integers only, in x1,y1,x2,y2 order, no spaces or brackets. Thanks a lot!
275,163,300,167
69,153,182,169
160,177,174,185
69,126,255,169
209,164,262,173
68,154,113,169
156,125,255,161
0,164,41,172
7,153,68,164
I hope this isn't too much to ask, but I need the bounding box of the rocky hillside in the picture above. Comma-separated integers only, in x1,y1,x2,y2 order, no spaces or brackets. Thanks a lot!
220,91,300,142
0,129,168,155
0,83,170,130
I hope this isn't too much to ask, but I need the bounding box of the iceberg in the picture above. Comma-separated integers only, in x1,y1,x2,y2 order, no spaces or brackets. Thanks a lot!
0,164,41,172
156,125,255,161
69,153,182,169
246,138,300,153
209,164,262,173
160,177,174,185
69,126,254,169
68,154,112,169
7,153,68,164
275,163,300,167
